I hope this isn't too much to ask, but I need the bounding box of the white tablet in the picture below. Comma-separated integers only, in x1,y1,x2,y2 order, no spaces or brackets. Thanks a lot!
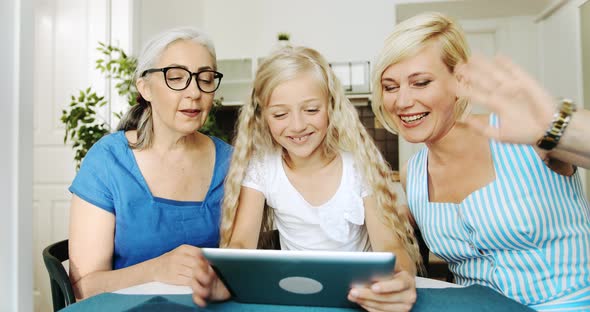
201,248,395,308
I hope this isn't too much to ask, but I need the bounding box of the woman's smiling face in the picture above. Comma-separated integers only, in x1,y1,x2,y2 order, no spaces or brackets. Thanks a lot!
381,42,459,144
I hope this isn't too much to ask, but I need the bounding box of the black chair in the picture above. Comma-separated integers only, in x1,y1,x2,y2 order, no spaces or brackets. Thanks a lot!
416,228,430,277
415,229,454,282
42,239,76,311
258,229,281,250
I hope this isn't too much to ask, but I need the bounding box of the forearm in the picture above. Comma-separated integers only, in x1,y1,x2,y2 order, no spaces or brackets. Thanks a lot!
548,149,590,170
373,244,416,276
72,258,156,300
392,247,417,276
226,238,257,249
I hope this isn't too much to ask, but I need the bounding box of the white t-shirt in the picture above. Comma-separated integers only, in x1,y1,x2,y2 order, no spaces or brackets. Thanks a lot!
243,151,376,251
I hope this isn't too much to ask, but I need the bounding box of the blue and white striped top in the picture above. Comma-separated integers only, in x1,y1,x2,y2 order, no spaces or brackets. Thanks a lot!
406,115,590,311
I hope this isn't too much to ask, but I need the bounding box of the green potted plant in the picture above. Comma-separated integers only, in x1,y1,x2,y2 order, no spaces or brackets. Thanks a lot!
277,32,290,41
61,42,227,170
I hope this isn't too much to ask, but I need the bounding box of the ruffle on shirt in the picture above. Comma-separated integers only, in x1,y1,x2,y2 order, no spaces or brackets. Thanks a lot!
264,151,368,244
316,188,365,242
243,153,267,191
315,156,367,242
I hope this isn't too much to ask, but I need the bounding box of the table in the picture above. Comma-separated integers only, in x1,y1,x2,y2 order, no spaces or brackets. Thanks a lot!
62,278,534,312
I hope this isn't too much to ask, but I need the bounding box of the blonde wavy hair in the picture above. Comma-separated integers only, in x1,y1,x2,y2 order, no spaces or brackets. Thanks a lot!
372,12,471,134
220,46,423,268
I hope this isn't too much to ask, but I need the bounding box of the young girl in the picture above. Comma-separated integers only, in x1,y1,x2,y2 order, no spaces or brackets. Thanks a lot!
219,46,422,311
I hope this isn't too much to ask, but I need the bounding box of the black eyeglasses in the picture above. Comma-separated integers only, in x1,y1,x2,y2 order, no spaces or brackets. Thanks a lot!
141,66,223,93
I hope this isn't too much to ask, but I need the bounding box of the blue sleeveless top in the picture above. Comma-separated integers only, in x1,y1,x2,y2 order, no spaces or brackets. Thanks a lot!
69,131,232,269
406,115,590,311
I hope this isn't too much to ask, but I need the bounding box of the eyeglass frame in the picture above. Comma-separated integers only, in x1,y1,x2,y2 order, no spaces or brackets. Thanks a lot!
140,66,224,93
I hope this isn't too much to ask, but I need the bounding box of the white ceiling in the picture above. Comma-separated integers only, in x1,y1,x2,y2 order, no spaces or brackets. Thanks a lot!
396,0,554,21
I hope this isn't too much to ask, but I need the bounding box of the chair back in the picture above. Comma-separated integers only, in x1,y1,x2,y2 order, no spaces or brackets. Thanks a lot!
416,228,430,276
42,239,76,311
258,229,281,250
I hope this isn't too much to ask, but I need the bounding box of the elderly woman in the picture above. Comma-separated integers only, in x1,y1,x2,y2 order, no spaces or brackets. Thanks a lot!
67,27,232,303
371,12,590,311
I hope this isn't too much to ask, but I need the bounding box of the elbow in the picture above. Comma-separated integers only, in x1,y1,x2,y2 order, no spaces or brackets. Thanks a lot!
71,276,92,301
226,241,250,249
69,265,106,301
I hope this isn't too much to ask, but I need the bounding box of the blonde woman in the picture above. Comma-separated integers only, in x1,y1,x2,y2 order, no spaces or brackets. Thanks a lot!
216,46,422,312
372,12,590,311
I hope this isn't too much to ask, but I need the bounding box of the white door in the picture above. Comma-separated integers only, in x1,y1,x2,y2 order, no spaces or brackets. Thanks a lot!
33,0,109,310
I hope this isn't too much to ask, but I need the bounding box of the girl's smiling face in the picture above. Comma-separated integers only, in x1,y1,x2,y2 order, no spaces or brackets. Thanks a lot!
264,71,330,161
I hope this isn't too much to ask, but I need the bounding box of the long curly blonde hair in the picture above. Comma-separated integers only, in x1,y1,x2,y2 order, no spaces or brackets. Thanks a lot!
220,46,423,268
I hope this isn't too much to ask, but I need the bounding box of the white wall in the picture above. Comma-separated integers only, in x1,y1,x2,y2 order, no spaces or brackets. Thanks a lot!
1,0,34,310
537,0,588,197
461,17,541,79
203,0,396,62
133,0,205,55
134,0,396,63
538,2,583,103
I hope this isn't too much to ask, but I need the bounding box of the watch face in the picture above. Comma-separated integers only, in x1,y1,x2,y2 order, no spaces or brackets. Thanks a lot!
562,98,576,114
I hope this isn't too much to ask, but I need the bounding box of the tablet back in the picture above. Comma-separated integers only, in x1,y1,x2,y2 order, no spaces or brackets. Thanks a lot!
202,248,395,308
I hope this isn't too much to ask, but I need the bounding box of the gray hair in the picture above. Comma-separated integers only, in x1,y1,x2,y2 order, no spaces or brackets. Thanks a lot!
117,27,217,149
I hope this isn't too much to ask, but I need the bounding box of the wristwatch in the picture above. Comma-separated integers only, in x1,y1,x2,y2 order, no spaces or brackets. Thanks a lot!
536,98,576,151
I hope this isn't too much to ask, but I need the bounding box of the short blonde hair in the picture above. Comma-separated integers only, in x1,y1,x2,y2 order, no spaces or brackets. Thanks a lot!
372,12,470,134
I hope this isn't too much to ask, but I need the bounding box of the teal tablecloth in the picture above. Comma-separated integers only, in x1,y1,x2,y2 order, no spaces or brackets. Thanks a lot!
61,285,534,311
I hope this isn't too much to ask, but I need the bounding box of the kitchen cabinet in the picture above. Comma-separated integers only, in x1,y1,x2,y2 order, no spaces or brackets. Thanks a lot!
216,58,253,106
216,57,371,107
